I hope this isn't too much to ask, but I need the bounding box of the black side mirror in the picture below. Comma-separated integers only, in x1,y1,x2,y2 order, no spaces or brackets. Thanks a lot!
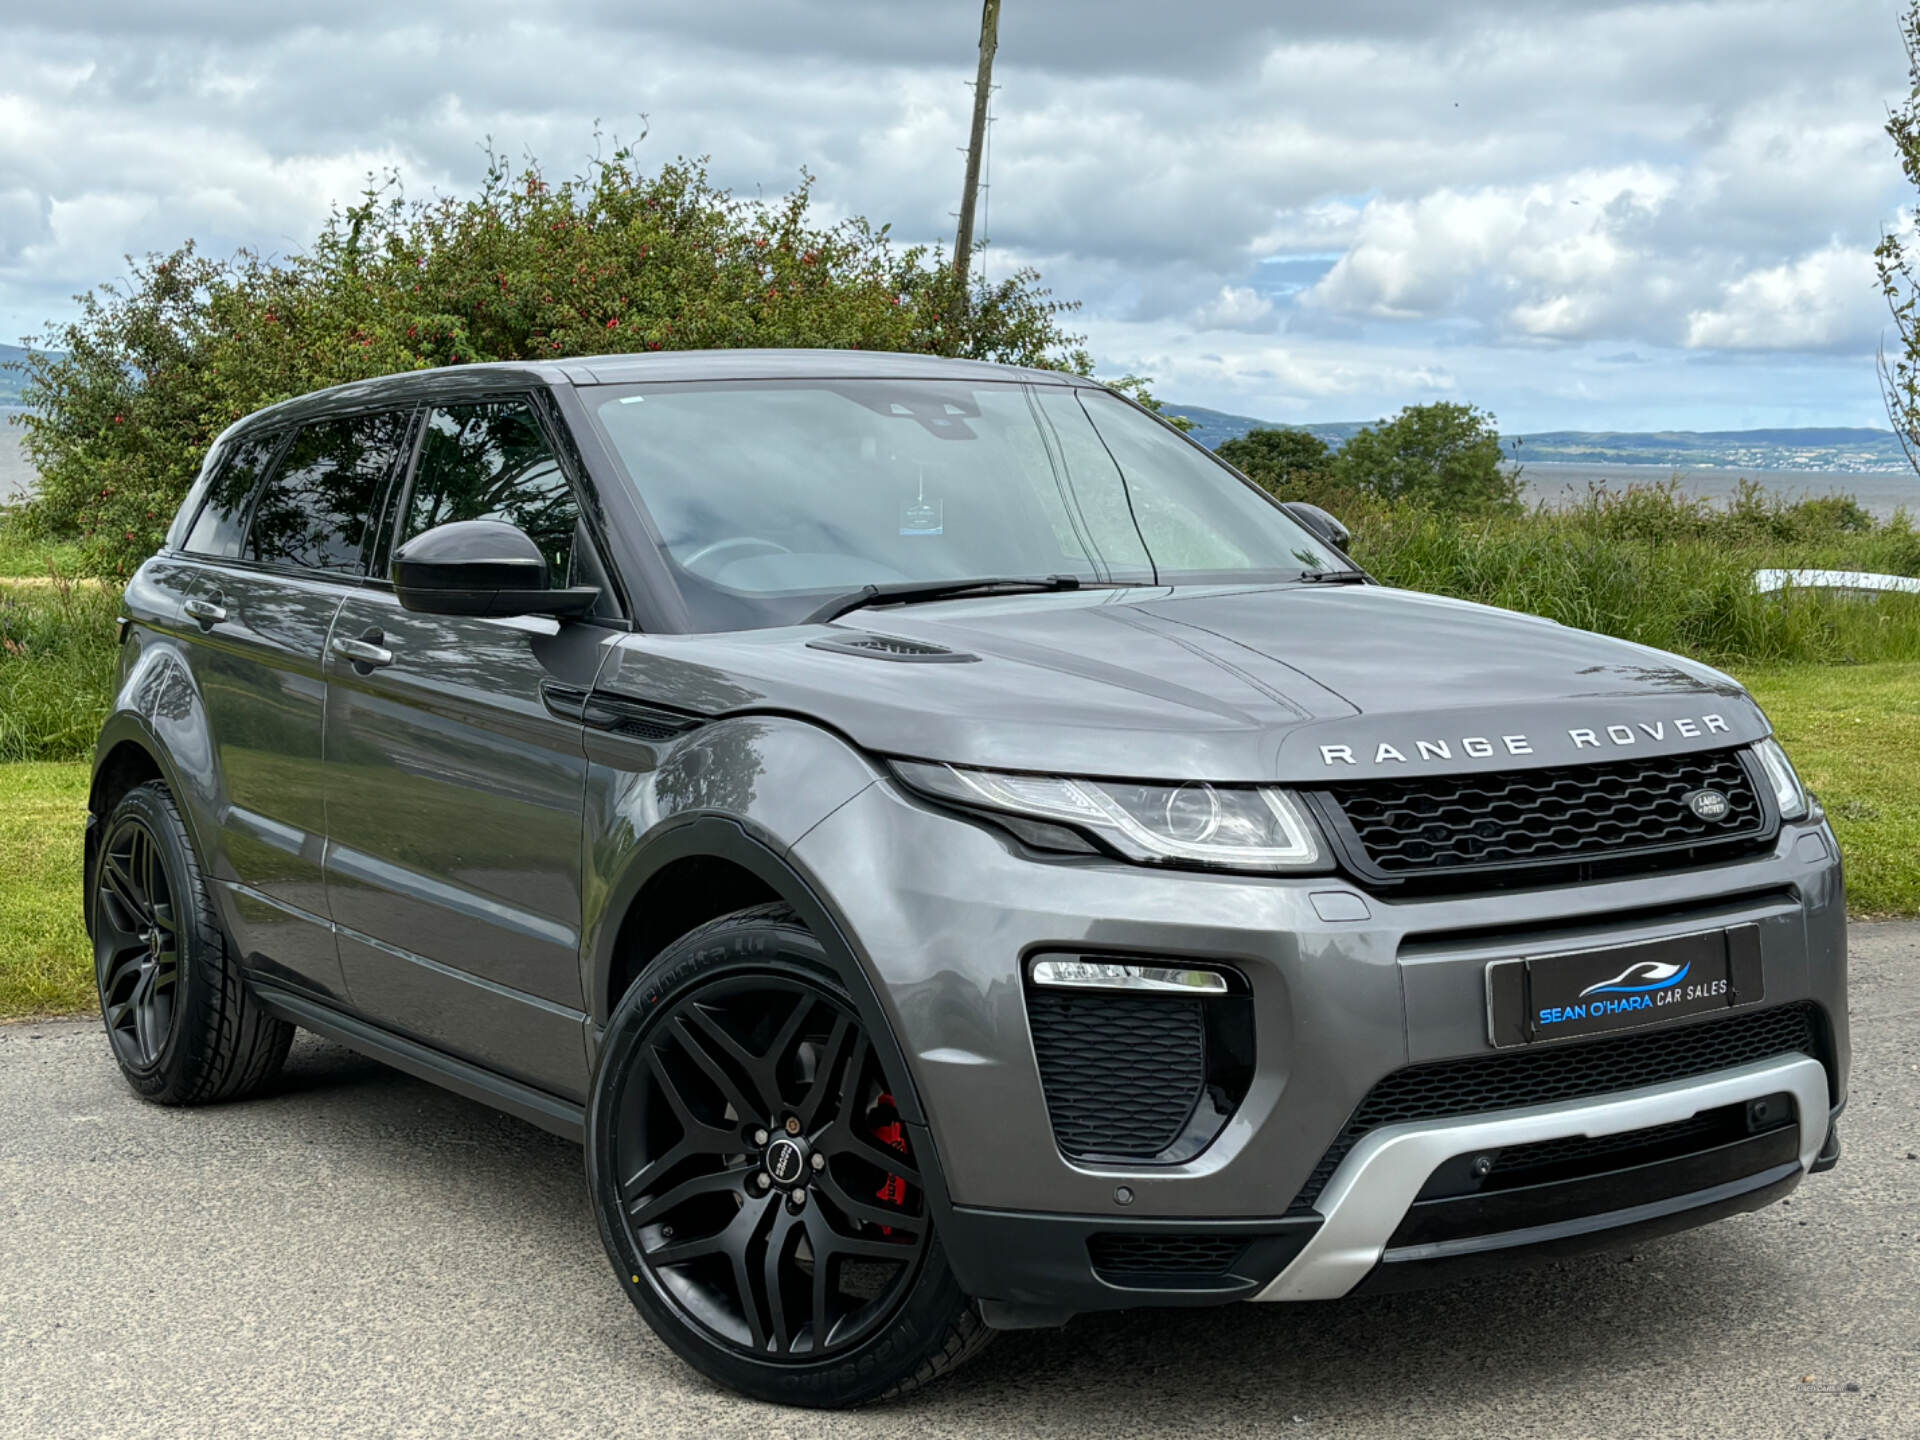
391,519,600,618
1281,501,1352,553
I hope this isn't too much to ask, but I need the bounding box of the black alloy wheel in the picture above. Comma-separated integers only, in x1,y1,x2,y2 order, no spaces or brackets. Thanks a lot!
94,813,182,1070
619,974,927,1353
588,904,989,1406
88,780,294,1104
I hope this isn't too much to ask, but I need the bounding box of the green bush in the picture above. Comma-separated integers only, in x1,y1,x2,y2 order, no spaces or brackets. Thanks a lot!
0,576,120,762
1216,427,1335,493
1333,402,1521,515
9,142,1092,577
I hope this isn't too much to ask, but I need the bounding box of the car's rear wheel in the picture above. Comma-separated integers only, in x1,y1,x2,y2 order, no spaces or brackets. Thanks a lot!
91,781,293,1103
587,904,990,1406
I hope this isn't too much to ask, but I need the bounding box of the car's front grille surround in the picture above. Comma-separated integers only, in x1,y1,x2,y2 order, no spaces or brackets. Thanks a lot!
1286,1002,1828,1216
1313,747,1773,889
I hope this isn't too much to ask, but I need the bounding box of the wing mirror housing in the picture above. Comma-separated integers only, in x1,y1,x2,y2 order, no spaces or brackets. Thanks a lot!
391,519,600,618
1281,501,1352,553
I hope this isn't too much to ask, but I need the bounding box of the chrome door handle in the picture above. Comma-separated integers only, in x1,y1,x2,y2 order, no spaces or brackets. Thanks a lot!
183,596,227,626
330,632,394,670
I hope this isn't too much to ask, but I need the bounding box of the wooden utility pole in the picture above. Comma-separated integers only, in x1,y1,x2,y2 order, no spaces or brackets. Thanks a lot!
953,0,1001,284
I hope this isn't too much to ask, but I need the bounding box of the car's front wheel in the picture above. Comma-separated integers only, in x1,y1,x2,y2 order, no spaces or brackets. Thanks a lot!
586,904,991,1406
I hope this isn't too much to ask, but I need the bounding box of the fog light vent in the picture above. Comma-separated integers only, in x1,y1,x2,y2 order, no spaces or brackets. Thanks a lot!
1025,956,1254,1164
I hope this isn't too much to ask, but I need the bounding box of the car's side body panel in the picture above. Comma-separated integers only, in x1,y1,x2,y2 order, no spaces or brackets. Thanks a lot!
319,592,608,1099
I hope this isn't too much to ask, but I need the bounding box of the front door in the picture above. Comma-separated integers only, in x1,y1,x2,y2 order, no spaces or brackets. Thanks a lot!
321,397,611,1100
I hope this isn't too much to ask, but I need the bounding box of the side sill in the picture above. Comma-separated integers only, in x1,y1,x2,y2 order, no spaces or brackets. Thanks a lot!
249,980,586,1144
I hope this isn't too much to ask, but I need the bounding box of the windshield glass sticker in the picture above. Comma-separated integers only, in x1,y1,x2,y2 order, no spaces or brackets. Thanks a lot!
901,469,944,536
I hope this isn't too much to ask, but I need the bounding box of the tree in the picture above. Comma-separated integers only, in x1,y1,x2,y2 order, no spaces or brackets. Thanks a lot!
9,142,1095,575
1878,2,1920,473
1332,402,1521,514
1215,427,1334,495
1100,374,1195,432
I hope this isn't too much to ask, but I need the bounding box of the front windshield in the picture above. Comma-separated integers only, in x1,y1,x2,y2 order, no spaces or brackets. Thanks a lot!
588,378,1342,631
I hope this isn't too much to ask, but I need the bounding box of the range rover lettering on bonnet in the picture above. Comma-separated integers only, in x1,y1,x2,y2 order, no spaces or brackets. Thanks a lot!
1318,713,1731,767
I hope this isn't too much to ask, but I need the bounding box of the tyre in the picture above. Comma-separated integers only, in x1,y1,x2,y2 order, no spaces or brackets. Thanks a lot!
586,903,991,1407
90,780,293,1104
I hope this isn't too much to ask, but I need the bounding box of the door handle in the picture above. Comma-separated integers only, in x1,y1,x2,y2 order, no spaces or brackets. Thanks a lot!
183,596,227,627
330,630,394,671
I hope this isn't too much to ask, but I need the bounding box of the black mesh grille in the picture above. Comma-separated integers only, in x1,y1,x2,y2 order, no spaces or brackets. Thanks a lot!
1027,990,1204,1159
1088,1233,1247,1277
1486,1110,1732,1183
1323,748,1768,881
1287,1003,1825,1215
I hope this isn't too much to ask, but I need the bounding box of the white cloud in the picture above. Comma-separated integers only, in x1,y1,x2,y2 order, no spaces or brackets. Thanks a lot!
1684,245,1881,350
1193,285,1276,331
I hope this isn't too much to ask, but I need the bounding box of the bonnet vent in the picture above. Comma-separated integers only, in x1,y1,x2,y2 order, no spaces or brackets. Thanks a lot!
807,633,979,663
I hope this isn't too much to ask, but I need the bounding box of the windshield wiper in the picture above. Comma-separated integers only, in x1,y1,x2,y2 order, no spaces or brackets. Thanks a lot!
806,575,1131,625
1294,568,1370,585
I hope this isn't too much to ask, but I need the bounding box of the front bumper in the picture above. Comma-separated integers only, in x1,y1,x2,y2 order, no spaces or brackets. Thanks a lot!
788,780,1848,1312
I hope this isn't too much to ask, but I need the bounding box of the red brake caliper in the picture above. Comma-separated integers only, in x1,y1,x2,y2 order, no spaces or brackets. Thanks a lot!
871,1092,910,1234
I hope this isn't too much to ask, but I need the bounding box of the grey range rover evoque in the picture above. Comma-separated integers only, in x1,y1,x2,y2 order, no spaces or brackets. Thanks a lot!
88,349,1847,1407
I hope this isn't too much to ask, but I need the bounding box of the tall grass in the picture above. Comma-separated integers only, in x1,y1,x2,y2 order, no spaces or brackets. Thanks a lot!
1333,479,1920,666
0,574,120,762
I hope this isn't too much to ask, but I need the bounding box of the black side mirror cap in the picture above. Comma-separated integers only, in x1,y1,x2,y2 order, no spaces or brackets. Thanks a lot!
1281,501,1352,552
391,519,600,618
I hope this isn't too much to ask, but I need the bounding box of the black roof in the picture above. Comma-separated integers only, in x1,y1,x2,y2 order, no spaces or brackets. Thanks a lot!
221,348,1089,442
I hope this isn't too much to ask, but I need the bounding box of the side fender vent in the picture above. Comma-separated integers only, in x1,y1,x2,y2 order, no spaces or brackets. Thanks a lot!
806,633,979,663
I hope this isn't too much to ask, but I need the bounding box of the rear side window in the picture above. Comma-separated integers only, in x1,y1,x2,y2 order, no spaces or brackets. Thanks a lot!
182,433,279,558
398,401,581,581
247,411,410,574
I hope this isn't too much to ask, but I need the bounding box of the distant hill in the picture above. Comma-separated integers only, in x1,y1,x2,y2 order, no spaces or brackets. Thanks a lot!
1162,403,1910,475
1164,405,1371,452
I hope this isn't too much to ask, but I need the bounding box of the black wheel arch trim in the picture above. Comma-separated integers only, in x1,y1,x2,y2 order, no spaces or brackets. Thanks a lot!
585,811,958,1220
87,711,207,939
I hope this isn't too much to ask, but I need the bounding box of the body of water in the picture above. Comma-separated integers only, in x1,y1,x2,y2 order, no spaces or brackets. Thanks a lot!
1524,462,1919,517
0,410,32,504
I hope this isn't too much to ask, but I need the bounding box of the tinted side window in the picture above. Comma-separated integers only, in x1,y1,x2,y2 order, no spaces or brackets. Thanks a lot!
401,401,580,581
183,433,279,558
247,412,409,574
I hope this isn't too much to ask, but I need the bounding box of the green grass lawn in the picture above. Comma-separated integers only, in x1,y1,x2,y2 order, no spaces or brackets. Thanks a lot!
0,518,84,578
0,761,92,1017
1,664,1914,1019
1739,662,1920,917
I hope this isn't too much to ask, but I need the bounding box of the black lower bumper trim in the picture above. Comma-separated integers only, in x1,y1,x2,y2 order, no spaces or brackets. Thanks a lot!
1350,1161,1802,1296
941,1206,1320,1319
1811,1121,1842,1173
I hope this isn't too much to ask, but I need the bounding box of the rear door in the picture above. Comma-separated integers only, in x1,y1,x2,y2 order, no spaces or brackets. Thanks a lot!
320,395,610,1099
181,410,412,1001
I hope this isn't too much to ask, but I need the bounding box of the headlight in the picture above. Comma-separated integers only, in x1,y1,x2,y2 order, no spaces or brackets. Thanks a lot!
1752,737,1810,821
891,761,1325,870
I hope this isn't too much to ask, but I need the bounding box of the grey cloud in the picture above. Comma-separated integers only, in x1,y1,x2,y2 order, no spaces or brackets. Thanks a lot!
0,0,1907,425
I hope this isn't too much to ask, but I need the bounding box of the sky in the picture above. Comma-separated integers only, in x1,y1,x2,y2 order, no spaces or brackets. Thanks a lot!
0,0,1911,432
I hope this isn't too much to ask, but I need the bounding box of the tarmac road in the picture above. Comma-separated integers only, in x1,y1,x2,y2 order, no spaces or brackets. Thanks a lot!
3,925,1917,1440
